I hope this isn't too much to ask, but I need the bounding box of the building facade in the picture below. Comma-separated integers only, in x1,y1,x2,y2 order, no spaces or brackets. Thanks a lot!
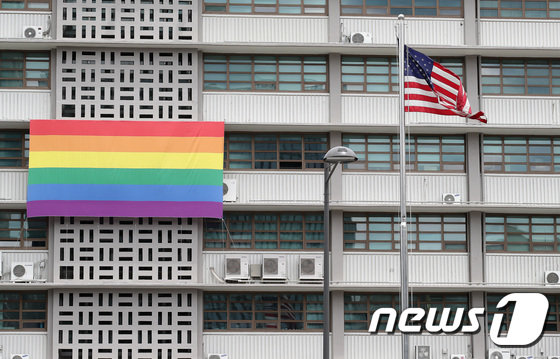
1,0,560,358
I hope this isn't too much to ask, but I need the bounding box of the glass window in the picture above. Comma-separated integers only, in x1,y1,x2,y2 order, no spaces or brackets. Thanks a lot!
0,292,47,330
485,215,560,252
481,58,560,95
204,212,324,250
0,52,50,89
345,293,469,331
344,213,467,251
204,293,323,330
488,294,560,333
0,211,47,249
342,134,465,172
224,133,328,170
0,0,50,10
204,55,327,92
483,136,560,174
341,0,463,16
203,0,327,14
481,0,560,18
0,131,29,168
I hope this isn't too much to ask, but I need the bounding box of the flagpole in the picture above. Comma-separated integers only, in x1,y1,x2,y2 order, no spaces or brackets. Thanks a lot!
397,13,409,359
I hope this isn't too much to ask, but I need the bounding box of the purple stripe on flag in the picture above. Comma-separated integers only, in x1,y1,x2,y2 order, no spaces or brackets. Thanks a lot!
27,200,222,218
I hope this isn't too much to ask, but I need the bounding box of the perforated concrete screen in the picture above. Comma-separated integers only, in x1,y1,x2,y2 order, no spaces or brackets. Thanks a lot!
56,48,195,120
54,290,197,359
53,217,198,282
57,0,196,41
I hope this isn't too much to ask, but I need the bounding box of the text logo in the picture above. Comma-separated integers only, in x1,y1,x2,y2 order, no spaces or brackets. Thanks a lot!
368,293,548,346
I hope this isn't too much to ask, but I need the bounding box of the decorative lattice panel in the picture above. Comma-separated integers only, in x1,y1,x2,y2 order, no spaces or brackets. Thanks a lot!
54,290,197,359
57,0,196,41
56,48,196,120
53,217,198,282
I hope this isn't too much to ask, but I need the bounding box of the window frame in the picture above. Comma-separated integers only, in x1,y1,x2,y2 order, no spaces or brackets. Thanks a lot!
0,130,29,169
203,292,324,331
203,212,324,250
203,54,329,93
0,291,48,331
488,294,560,333
203,0,328,15
480,0,560,19
0,0,50,11
342,134,466,173
224,132,329,171
0,210,48,250
343,213,468,252
0,51,51,90
340,0,463,17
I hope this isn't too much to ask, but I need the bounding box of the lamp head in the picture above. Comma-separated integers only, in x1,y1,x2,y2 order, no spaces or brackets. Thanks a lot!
323,146,358,164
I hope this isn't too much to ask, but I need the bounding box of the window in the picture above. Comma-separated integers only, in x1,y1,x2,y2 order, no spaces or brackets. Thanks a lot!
0,291,47,330
0,131,28,168
486,215,560,252
204,293,323,331
0,52,50,89
204,212,323,250
340,0,463,17
341,56,463,93
0,211,47,249
224,133,328,170
481,58,560,96
204,55,328,92
0,0,50,10
344,213,467,251
483,136,560,173
345,293,468,331
488,294,560,333
342,134,465,172
481,0,560,18
203,0,327,15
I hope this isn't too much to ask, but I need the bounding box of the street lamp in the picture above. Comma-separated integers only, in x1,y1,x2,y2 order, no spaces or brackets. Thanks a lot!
322,145,358,359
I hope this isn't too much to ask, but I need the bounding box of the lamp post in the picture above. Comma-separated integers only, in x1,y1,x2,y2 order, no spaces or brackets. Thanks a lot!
322,146,358,359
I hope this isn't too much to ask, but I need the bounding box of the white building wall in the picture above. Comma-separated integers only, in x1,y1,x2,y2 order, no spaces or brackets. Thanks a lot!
484,175,560,206
0,333,48,359
345,334,471,359
203,93,329,125
481,97,560,127
343,253,469,285
203,333,322,359
0,12,51,39
485,254,560,286
0,170,28,202
486,335,560,356
340,17,464,46
0,91,51,122
202,15,328,43
342,173,468,206
0,250,48,281
480,20,560,47
223,172,323,206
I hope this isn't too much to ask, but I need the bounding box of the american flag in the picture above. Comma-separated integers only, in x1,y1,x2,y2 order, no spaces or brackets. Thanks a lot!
404,46,487,123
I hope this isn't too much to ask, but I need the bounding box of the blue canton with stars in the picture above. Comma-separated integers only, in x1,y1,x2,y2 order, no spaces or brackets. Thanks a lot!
405,46,434,89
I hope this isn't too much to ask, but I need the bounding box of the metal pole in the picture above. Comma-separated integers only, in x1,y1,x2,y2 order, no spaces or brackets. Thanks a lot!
323,165,330,359
397,13,410,359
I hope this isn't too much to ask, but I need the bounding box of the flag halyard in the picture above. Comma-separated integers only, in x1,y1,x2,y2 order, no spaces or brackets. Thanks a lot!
404,46,487,123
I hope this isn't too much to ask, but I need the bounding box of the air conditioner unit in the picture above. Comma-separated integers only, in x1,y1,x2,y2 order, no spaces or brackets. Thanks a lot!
548,356,560,359
299,255,323,281
223,179,237,202
450,355,466,359
262,254,287,280
442,193,461,204
11,263,33,281
11,355,30,359
224,255,249,281
208,355,228,359
516,356,535,359
415,345,430,359
23,26,43,39
545,271,560,285
488,349,511,359
350,32,373,44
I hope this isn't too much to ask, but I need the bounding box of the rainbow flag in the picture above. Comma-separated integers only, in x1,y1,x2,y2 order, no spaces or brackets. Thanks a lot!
27,120,224,218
